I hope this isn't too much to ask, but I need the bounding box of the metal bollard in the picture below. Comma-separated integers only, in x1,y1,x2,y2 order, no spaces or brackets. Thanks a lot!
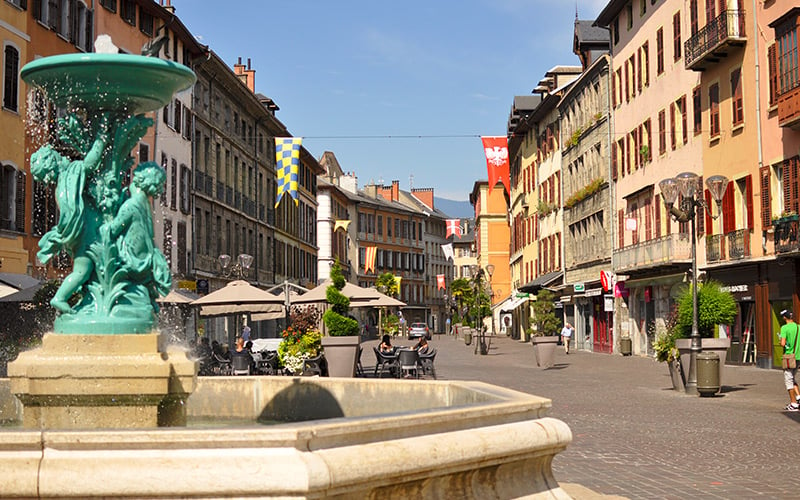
464,330,472,346
696,351,720,397
620,337,632,356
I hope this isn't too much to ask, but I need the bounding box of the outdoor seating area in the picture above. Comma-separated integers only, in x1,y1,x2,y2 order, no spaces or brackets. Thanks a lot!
372,344,437,379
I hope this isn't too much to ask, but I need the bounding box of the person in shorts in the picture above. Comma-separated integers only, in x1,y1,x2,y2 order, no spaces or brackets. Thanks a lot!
779,309,800,411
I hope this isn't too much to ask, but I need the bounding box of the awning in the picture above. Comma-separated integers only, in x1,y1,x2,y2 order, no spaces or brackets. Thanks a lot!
500,295,529,312
519,271,563,293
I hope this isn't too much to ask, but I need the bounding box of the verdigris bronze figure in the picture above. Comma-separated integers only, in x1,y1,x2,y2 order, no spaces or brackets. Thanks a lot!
21,53,195,334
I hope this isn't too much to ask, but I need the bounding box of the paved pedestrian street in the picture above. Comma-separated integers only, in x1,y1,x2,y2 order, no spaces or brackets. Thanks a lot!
366,333,797,499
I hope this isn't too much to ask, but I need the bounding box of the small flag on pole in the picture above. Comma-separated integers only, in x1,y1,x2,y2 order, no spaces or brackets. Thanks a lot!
446,219,462,239
364,246,377,273
334,220,351,232
275,137,302,207
437,274,446,290
481,136,511,195
441,243,454,261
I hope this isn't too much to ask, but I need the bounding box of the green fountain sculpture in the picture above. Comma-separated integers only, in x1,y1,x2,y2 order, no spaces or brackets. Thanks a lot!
9,47,198,429
22,52,195,334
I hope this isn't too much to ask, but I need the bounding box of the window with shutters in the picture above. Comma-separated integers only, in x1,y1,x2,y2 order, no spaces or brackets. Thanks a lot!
775,13,798,95
0,163,17,231
629,55,637,98
618,209,625,248
656,27,664,75
642,42,650,87
743,175,754,230
631,203,639,244
644,118,652,163
616,68,622,106
760,165,771,228
180,164,190,214
625,59,630,102
612,142,618,180
690,0,698,35
170,159,177,210
692,86,702,135
177,221,186,275
637,49,642,93
696,176,705,236
704,190,713,235
709,82,720,137
670,102,677,150
658,109,666,154
163,218,172,267
100,0,115,12
680,95,688,144
120,0,135,25
3,44,20,112
673,12,681,61
644,196,652,241
731,68,743,126
612,69,617,107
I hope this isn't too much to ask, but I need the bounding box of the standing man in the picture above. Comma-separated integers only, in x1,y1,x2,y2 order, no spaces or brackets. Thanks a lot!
561,322,574,354
446,316,451,335
779,309,800,411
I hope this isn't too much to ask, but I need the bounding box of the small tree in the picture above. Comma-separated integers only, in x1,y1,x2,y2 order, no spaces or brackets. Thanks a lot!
529,289,561,337
450,277,473,324
375,272,399,297
675,280,737,338
322,261,359,336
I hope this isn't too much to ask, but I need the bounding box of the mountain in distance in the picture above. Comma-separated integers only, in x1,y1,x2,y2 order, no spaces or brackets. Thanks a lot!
434,197,473,219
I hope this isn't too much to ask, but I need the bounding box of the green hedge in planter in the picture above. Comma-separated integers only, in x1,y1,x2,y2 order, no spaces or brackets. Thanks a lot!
322,261,359,337
675,280,737,338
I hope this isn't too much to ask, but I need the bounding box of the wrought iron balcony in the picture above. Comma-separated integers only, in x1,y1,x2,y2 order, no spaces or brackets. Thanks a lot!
706,234,724,263
726,229,751,259
774,215,800,254
685,10,746,71
613,233,691,273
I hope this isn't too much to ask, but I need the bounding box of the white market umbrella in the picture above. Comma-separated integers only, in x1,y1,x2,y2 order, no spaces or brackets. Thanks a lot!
294,280,382,304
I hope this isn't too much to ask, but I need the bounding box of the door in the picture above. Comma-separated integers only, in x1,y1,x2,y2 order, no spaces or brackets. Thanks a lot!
593,298,612,353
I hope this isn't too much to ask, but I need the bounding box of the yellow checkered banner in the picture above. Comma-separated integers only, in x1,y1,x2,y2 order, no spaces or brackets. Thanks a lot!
275,137,302,207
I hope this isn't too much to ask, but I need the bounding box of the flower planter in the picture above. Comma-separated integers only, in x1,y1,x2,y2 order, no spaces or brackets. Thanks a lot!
531,336,560,368
321,336,361,378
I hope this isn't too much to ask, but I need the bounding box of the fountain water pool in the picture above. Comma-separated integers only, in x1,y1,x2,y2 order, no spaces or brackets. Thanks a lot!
3,48,573,498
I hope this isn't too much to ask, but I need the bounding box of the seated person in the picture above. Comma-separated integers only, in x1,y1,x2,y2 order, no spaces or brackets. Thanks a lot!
193,336,212,361
379,334,395,353
230,337,254,372
412,336,430,354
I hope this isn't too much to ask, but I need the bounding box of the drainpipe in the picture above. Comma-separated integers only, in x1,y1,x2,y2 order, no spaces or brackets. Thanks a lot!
751,0,766,254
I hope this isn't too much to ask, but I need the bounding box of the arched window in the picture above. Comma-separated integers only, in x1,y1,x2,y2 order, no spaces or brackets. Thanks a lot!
0,162,25,232
3,44,20,112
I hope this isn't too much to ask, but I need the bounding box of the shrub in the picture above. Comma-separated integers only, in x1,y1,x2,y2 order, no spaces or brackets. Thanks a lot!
322,261,359,336
528,289,561,337
675,280,737,338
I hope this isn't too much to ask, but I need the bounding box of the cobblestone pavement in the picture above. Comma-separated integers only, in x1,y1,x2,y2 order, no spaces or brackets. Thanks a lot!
366,333,798,499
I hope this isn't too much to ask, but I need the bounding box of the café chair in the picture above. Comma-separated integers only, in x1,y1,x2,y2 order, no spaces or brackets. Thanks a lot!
418,348,437,379
398,349,421,379
231,353,252,376
373,347,399,378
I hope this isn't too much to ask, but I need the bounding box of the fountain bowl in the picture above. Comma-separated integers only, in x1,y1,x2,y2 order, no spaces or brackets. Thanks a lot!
21,53,196,114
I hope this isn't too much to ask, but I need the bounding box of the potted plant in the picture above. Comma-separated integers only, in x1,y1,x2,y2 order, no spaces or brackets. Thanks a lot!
674,280,737,392
277,325,322,376
652,311,683,391
528,289,561,368
321,261,361,377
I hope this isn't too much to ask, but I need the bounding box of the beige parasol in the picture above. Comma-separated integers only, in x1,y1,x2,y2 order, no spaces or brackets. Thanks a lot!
191,280,284,317
293,279,382,303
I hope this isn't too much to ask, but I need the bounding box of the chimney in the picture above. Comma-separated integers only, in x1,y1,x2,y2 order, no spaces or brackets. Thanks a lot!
161,0,175,13
411,188,434,210
233,57,256,93
378,183,392,202
363,184,379,199
391,180,399,202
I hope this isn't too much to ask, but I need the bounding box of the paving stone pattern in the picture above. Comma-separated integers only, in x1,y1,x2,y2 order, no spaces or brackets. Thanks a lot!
366,333,798,499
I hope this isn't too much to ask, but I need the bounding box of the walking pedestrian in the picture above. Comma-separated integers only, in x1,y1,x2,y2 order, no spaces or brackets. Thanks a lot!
561,323,574,354
779,309,800,411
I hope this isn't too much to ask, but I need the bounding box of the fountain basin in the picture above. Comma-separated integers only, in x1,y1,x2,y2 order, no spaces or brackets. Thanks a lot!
0,375,572,498
21,53,196,114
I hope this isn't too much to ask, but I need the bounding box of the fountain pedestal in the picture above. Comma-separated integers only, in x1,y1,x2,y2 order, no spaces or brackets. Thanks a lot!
8,334,195,429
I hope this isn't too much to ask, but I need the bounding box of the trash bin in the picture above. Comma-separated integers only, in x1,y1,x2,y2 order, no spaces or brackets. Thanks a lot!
464,330,473,346
696,351,720,397
620,337,632,356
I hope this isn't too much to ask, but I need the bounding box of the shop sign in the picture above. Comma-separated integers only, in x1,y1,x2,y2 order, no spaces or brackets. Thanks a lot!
614,282,629,298
604,295,614,312
585,288,602,297
600,270,614,292
574,283,585,292
720,284,748,293
178,280,196,291
196,279,209,295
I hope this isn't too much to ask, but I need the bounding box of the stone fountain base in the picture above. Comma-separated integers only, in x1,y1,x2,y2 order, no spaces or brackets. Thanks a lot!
7,333,195,429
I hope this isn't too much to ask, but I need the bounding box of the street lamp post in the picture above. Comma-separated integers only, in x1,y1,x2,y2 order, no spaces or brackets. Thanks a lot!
486,264,495,337
218,253,254,280
658,172,728,395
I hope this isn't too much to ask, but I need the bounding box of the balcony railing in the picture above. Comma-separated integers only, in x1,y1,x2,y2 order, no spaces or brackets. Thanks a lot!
726,229,751,259
216,181,225,201
706,234,724,263
774,215,800,254
778,84,800,129
685,10,746,71
613,233,691,273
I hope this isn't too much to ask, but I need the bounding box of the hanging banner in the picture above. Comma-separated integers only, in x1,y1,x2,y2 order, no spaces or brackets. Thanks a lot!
437,274,445,290
275,137,302,207
441,242,454,261
446,219,462,238
481,136,511,195
364,246,377,273
333,220,351,232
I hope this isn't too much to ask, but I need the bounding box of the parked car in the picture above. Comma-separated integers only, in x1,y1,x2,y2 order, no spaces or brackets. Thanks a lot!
408,322,431,340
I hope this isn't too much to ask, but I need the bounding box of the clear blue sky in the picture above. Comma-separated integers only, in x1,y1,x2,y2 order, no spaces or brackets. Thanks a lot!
173,1,607,201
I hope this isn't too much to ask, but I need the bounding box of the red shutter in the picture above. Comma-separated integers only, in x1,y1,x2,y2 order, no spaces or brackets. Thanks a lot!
745,174,754,230
645,196,652,240
704,189,713,235
612,142,618,180
618,209,625,248
659,109,666,154
646,118,652,163
722,182,736,234
681,95,688,144
768,43,778,106
655,194,662,238
556,171,561,206
670,102,677,150
612,71,617,107
643,42,650,86
557,233,561,270
759,165,771,229
784,157,800,215
637,49,642,93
